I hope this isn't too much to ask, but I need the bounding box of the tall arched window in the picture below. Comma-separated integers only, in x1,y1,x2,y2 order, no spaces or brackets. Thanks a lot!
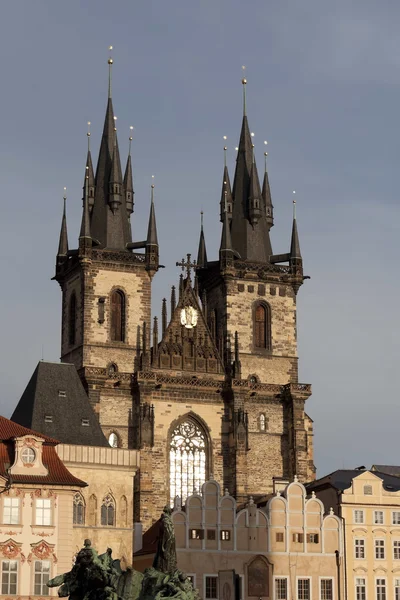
73,493,85,525
110,290,125,342
170,418,207,505
69,293,77,346
259,414,266,432
254,303,271,350
101,494,115,526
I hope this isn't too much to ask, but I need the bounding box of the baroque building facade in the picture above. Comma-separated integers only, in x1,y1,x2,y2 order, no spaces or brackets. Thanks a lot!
53,58,315,530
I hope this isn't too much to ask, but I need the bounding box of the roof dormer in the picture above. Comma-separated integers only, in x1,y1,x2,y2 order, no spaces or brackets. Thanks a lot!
9,435,49,477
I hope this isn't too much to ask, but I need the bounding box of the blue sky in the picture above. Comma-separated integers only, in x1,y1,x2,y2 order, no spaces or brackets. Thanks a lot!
0,0,399,477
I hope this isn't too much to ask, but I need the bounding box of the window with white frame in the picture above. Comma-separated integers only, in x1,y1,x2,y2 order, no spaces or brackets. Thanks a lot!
354,510,364,524
355,538,365,559
21,447,35,464
356,578,366,600
374,511,384,525
275,578,288,600
1,560,18,595
35,498,51,526
3,498,20,525
394,541,400,560
393,512,400,525
34,560,50,596
321,579,333,600
395,578,400,600
375,539,385,559
376,579,386,600
205,576,218,599
297,579,310,600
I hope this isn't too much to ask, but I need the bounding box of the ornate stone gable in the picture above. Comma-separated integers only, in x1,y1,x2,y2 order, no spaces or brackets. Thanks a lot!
153,276,224,375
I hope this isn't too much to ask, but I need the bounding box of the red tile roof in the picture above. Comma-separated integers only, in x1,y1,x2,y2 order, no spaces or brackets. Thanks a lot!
0,416,59,444
0,416,86,487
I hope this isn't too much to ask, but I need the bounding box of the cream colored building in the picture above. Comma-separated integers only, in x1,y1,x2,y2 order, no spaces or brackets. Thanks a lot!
308,469,400,600
135,478,342,600
0,416,87,598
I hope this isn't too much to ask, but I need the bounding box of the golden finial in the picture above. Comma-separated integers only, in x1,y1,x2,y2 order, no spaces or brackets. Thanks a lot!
87,121,91,151
201,211,204,229
241,66,247,115
151,174,155,189
293,190,296,218
264,141,268,171
63,186,67,199
129,125,134,155
235,146,238,151
223,135,227,167
113,115,117,132
108,45,113,98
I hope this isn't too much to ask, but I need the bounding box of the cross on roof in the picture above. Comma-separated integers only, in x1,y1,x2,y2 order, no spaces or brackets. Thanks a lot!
176,254,197,280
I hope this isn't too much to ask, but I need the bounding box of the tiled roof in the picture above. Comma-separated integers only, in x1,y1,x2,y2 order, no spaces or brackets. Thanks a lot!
307,469,400,493
0,416,86,488
11,361,109,447
371,465,400,477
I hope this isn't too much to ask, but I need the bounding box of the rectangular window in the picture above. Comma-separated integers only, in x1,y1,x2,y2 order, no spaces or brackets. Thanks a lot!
190,529,203,540
34,560,50,596
58,390,66,398
276,532,284,542
36,499,51,526
393,512,400,525
207,530,216,541
356,578,366,600
374,511,384,525
275,578,288,600
1,560,18,595
354,510,364,524
355,539,365,559
375,539,385,559
321,579,333,600
297,579,310,600
44,415,53,423
307,533,319,543
376,579,386,600
205,576,218,599
220,530,230,541
394,541,400,560
293,533,304,543
81,419,90,426
394,578,400,600
3,498,20,525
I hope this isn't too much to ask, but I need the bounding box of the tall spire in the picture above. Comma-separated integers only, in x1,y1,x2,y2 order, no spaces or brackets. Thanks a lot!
290,193,301,259
109,129,123,213
262,142,274,229
230,76,273,263
108,45,113,99
220,138,233,222
197,212,208,268
124,126,134,216
146,183,158,246
84,121,95,213
57,188,69,257
79,171,92,259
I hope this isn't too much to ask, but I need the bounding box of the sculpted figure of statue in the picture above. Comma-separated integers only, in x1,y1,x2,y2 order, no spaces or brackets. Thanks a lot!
152,505,177,574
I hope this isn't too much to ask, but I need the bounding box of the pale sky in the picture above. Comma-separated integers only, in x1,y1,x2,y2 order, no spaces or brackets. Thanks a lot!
0,0,399,477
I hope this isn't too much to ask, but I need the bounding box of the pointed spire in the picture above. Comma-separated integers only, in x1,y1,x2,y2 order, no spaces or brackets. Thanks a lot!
197,212,208,268
248,159,262,226
241,66,247,116
124,127,134,215
162,298,167,335
57,188,69,257
84,122,95,212
290,193,302,259
220,199,233,258
171,286,176,318
220,138,233,222
262,142,274,229
152,317,159,358
146,183,158,245
80,170,91,241
108,46,113,99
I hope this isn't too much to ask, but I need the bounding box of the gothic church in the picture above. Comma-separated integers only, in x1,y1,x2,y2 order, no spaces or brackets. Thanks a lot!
15,58,315,531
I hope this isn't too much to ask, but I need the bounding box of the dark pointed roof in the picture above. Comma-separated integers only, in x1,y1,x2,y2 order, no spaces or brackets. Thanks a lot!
262,162,273,226
220,208,233,253
197,216,208,268
146,187,158,246
11,362,109,447
290,215,301,259
57,196,68,256
85,150,95,189
124,153,133,192
220,166,233,221
307,469,400,493
110,135,123,185
248,159,262,200
80,176,91,240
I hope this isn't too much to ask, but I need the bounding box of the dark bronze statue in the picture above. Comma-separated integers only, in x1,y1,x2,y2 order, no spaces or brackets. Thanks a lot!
153,505,177,574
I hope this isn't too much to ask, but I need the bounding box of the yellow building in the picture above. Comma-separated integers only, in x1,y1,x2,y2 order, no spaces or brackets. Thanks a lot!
134,478,342,600
308,469,400,600
0,416,86,598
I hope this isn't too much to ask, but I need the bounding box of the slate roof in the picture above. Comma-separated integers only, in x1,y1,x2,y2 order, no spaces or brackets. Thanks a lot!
11,361,109,447
0,415,86,487
307,469,400,493
371,465,400,477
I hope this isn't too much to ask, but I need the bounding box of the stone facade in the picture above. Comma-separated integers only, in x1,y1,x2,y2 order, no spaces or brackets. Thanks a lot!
134,479,343,600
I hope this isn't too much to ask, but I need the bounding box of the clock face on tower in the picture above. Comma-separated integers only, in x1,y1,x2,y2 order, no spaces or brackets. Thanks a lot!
180,306,198,329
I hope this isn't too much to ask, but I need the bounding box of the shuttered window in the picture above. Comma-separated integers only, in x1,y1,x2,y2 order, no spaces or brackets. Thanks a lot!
110,290,125,342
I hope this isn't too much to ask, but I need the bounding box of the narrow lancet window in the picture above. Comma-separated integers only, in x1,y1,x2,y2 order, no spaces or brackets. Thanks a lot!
110,290,125,342
170,419,207,505
254,303,271,350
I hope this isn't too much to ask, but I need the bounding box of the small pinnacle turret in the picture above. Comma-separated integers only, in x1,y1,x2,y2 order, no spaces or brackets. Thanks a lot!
79,173,92,257
57,191,69,267
248,160,262,226
262,150,273,229
290,201,301,260
145,185,159,276
197,213,208,268
219,206,234,269
124,130,134,216
85,150,95,213
109,134,123,214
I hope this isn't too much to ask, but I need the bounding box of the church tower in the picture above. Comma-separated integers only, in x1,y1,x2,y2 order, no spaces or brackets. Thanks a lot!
54,53,159,445
53,61,314,531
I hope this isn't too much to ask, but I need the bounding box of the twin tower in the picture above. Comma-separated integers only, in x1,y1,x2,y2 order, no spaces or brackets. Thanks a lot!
54,58,315,530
